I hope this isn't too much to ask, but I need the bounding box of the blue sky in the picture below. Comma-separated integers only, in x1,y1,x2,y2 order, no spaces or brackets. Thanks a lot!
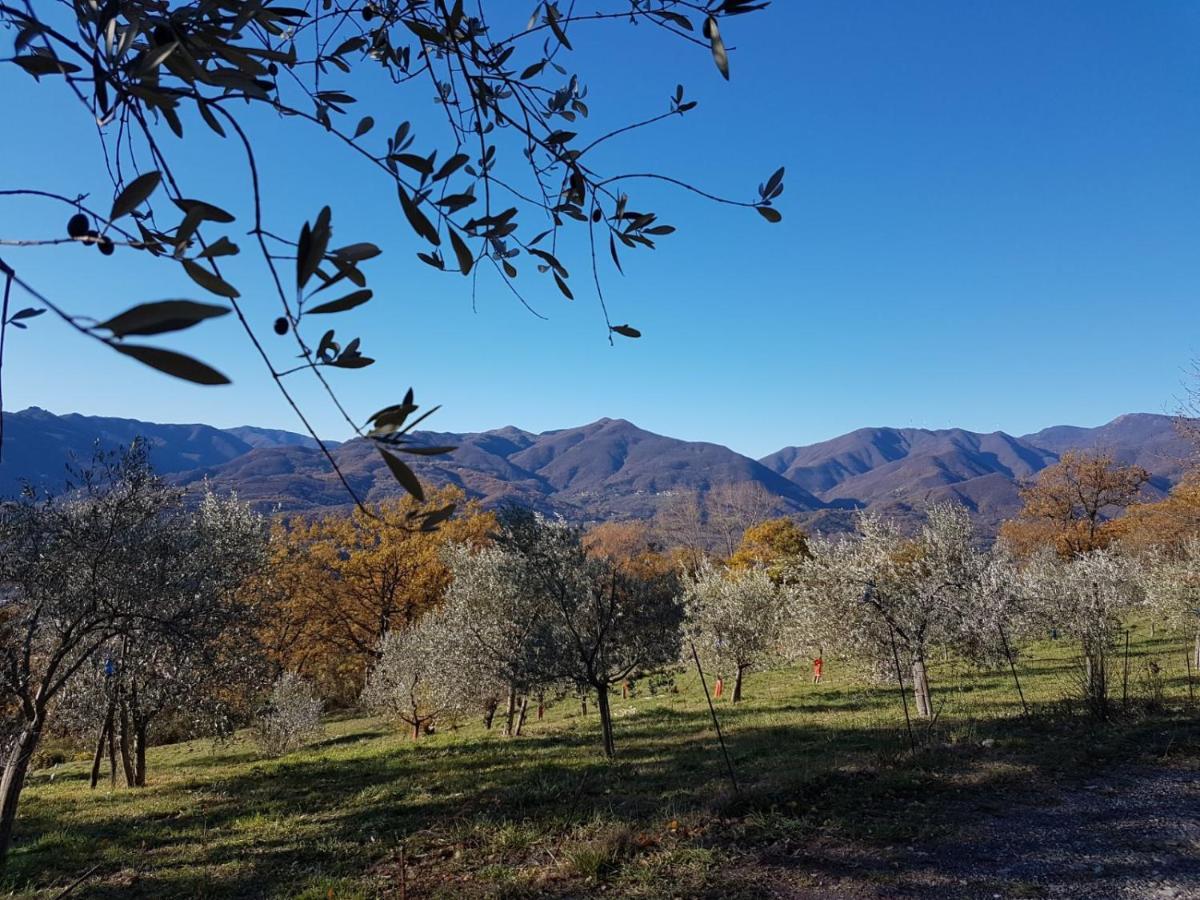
2,2,1198,458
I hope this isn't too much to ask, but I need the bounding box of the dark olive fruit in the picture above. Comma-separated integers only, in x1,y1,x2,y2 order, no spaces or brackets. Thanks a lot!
67,213,90,238
273,317,289,336
591,208,603,223
268,62,278,76
97,235,115,256
362,5,375,21
153,24,173,45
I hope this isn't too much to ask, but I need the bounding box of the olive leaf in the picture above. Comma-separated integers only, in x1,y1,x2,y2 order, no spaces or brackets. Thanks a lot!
110,344,230,385
98,300,230,336
704,16,730,80
297,207,332,290
416,503,457,532
398,186,441,246
12,54,81,78
306,289,372,315
110,171,162,220
182,260,240,298
448,228,473,276
378,447,425,501
198,237,240,259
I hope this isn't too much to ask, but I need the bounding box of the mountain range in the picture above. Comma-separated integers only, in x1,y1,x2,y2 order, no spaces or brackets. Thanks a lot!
0,407,1190,534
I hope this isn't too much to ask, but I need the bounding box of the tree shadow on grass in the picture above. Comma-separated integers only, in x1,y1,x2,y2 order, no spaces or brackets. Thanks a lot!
9,691,1200,898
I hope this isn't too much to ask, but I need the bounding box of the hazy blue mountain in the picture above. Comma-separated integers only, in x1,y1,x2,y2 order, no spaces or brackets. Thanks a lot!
224,426,332,451
1021,413,1190,492
175,417,823,521
0,407,253,496
1,407,1189,534
763,414,1191,533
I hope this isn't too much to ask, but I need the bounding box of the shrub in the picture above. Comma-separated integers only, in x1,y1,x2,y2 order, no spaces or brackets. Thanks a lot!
252,674,323,757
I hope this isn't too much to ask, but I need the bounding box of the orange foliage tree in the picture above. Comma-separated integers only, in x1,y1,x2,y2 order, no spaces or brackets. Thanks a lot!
583,521,674,578
999,451,1149,557
728,517,811,578
1113,472,1200,554
263,487,494,702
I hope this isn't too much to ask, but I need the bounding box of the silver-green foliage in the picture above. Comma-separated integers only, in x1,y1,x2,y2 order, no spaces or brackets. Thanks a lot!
252,673,324,757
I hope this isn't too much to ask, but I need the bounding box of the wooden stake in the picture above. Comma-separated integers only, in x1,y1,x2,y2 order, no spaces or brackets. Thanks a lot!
887,621,917,754
50,863,102,899
1186,646,1195,705
998,624,1029,716
1122,629,1131,709
689,640,739,794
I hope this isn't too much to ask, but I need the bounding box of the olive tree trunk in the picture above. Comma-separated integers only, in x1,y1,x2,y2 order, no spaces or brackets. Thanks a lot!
117,699,136,788
1084,648,1109,719
504,685,517,738
106,710,118,787
595,686,616,759
89,701,115,790
732,665,747,703
133,720,148,788
911,658,932,719
0,716,44,866
483,698,498,730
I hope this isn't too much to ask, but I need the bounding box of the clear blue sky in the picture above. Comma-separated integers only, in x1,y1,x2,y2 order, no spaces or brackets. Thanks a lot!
2,2,1198,458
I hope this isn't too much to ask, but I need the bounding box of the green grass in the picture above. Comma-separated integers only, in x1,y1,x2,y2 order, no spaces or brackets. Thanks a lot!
8,625,1200,898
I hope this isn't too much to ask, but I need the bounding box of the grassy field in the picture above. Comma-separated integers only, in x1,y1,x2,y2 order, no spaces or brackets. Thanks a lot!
7,625,1200,898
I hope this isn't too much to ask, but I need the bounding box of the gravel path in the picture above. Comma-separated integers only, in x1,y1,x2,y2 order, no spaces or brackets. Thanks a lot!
758,764,1200,899
931,765,1200,899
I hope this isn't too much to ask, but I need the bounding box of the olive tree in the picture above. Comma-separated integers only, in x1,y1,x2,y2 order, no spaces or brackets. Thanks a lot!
55,490,271,787
0,1,782,510
440,543,557,735
801,504,984,719
497,509,683,758
683,563,787,702
361,614,464,739
0,443,180,862
1023,548,1144,718
1142,538,1200,668
252,672,324,757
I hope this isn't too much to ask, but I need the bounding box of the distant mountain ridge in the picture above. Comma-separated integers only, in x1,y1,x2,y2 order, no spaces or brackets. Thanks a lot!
172,417,825,521
761,413,1190,533
0,407,1190,534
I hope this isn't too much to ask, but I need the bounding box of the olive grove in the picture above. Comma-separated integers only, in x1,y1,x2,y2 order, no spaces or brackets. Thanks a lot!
0,443,269,862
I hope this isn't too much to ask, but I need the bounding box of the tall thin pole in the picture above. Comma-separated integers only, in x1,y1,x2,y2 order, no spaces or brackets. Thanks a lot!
997,624,1028,716
1186,646,1195,705
887,621,917,754
689,640,739,794
1122,629,1131,709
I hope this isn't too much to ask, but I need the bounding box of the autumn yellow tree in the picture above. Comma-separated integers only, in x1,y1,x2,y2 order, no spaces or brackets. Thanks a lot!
265,488,494,701
999,451,1149,557
584,521,674,578
728,517,811,578
1112,472,1200,554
